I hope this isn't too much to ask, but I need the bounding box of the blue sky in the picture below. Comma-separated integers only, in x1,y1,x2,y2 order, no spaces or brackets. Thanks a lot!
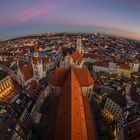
0,0,140,40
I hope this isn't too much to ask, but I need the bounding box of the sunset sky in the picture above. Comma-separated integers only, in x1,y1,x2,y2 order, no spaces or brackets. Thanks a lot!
0,0,140,40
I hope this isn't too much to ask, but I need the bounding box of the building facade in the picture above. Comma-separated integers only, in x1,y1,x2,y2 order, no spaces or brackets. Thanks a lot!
17,63,34,87
32,46,44,81
93,61,109,73
104,90,127,129
0,102,33,140
0,76,15,103
116,67,131,77
17,46,61,87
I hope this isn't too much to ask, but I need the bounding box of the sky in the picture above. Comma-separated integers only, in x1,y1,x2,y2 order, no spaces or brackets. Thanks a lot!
0,0,140,40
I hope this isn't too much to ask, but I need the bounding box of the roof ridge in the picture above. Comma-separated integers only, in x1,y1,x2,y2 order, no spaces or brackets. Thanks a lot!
45,67,96,140
70,67,88,140
70,67,73,140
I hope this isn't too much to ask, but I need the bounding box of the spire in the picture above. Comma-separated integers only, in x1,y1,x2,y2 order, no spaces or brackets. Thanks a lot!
77,33,81,39
64,53,71,68
76,34,81,54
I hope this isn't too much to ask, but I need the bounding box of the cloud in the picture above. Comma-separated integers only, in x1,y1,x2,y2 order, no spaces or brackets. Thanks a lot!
15,1,52,22
114,30,140,40
64,18,140,40
16,9,48,22
0,1,57,28
58,18,119,30
57,18,140,40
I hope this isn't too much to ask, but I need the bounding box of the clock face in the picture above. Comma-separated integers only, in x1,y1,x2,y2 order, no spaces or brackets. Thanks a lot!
34,52,39,57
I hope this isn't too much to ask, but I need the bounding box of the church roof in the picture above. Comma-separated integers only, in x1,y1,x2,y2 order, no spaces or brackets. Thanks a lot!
24,80,42,100
49,67,93,87
20,63,34,81
33,45,39,52
82,96,97,139
44,68,96,140
70,51,83,64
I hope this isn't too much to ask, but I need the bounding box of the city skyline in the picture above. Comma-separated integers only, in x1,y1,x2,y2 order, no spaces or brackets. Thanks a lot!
0,0,140,40
0,31,140,139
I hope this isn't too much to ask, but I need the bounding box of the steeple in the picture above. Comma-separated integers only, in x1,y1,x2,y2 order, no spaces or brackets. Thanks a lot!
64,53,71,67
76,34,82,54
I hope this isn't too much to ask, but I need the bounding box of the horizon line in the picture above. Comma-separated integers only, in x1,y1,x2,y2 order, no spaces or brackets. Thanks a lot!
0,31,140,42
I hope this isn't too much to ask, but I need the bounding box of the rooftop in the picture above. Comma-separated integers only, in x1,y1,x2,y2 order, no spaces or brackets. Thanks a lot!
0,103,22,134
24,80,42,100
10,92,34,112
93,61,109,68
0,69,8,81
49,67,94,87
20,63,34,81
44,68,96,140
70,51,84,64
109,89,127,108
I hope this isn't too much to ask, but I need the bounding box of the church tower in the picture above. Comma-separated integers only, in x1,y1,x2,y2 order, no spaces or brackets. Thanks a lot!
32,46,44,81
64,53,71,68
76,34,82,54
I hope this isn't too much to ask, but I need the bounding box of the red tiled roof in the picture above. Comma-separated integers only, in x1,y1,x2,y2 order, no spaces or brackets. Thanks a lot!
0,61,11,67
70,51,83,64
46,56,50,62
83,96,97,140
49,67,94,87
117,63,130,70
44,68,96,140
20,63,34,81
117,58,134,64
83,53,106,60
94,61,109,68
34,45,39,52
24,80,42,100
72,68,94,86
83,53,94,58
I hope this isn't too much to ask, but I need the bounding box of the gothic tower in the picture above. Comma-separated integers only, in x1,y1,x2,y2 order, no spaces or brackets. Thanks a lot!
76,34,81,54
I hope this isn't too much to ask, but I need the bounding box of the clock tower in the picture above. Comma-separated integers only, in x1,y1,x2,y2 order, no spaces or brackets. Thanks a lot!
32,46,44,81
